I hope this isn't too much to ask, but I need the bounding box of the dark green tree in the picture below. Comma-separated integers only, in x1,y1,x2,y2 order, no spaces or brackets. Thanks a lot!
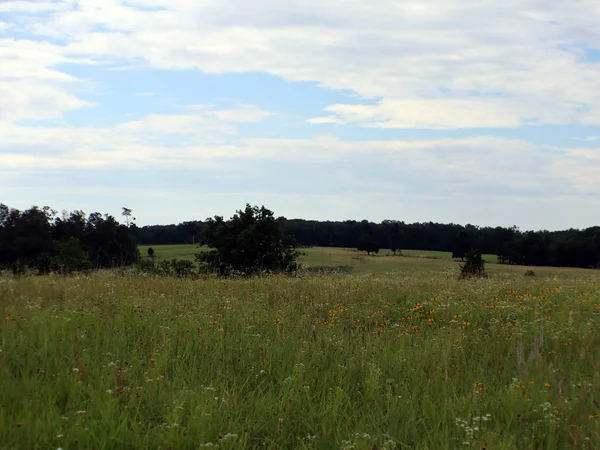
389,221,404,256
452,231,470,261
147,247,155,268
195,204,298,276
358,234,379,256
122,207,133,227
459,249,487,279
54,238,92,274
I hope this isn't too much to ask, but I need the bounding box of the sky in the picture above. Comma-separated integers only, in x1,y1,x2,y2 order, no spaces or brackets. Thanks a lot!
2,1,600,230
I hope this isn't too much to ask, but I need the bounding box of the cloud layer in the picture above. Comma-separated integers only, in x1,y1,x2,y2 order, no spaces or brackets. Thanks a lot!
2,0,600,228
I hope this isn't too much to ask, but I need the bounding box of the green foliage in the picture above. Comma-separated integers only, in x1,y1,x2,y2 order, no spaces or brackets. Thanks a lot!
459,249,488,279
195,204,298,276
357,234,379,255
388,221,404,256
452,230,471,260
300,265,354,275
138,258,195,277
53,237,92,274
525,269,536,277
0,204,139,273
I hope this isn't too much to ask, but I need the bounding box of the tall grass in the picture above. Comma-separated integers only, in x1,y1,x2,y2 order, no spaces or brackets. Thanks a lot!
1,270,599,448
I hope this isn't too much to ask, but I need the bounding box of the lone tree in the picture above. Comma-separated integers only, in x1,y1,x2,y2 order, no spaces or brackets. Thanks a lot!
459,249,487,279
389,221,403,256
358,234,379,256
122,207,133,227
195,204,298,276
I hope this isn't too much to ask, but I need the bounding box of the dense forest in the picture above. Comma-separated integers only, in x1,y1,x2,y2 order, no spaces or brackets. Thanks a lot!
135,218,600,269
0,204,138,274
2,203,600,272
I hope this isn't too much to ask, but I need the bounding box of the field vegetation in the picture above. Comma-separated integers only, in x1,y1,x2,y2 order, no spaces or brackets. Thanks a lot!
2,253,600,448
141,244,536,275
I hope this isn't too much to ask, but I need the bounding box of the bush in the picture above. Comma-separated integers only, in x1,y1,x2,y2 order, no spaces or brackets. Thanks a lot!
137,258,195,277
459,249,487,279
525,269,536,277
301,265,354,275
196,204,298,277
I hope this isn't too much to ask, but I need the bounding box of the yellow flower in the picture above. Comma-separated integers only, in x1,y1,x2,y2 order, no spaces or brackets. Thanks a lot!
273,319,281,325
544,383,551,388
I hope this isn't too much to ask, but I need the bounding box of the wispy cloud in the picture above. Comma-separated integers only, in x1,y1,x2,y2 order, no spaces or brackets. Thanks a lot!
3,0,600,228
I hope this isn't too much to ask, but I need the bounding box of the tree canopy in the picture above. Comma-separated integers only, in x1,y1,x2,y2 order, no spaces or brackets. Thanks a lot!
136,218,600,270
0,204,139,274
195,204,298,276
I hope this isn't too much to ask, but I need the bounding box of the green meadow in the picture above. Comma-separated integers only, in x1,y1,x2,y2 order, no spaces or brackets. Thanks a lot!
2,248,600,448
140,244,555,276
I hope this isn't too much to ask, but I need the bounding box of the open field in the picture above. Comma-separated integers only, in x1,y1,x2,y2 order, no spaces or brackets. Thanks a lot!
139,245,497,264
141,245,571,278
2,266,600,448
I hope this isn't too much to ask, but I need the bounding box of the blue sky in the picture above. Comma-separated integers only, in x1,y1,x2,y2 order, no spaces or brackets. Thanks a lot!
2,1,600,230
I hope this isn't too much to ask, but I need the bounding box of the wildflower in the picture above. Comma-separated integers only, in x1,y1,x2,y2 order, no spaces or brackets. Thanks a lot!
545,383,551,388
210,321,218,325
589,414,600,419
74,410,86,416
273,319,281,325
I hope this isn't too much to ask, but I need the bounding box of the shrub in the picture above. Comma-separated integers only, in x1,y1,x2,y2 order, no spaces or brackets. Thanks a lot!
525,269,536,277
196,204,298,277
459,249,487,279
137,258,195,277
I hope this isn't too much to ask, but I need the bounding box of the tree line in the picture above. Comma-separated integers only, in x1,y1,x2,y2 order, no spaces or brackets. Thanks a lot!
3,201,600,273
0,204,138,274
135,218,600,269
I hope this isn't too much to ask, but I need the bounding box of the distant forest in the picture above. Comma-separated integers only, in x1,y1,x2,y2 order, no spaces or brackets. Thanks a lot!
136,218,600,269
0,204,138,274
2,203,600,272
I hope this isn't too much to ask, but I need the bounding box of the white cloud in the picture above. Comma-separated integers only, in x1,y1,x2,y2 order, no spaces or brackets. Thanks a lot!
185,103,278,123
0,38,94,121
3,1,600,127
0,104,277,169
309,99,526,129
2,106,599,198
3,0,599,128
0,1,74,13
4,0,600,229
